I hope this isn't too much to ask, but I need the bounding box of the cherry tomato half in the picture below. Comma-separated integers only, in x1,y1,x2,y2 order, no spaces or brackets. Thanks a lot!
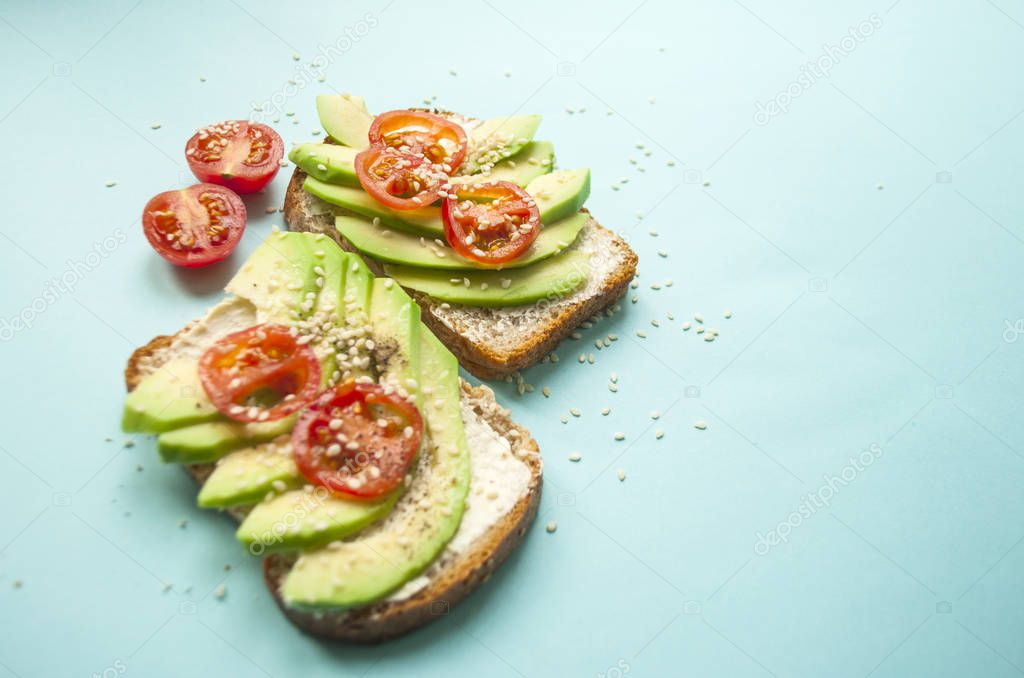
142,183,246,267
198,324,321,423
367,109,468,172
185,120,284,194
291,381,423,499
355,146,449,211
441,181,540,265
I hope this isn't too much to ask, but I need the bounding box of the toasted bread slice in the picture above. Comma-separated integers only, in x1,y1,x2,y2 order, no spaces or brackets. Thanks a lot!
283,169,637,380
125,330,542,642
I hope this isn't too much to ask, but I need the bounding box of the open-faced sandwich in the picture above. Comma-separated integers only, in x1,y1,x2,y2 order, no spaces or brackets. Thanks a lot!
122,231,542,641
284,94,638,379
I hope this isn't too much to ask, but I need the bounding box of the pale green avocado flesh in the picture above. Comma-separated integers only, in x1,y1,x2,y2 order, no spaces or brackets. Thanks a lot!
225,230,320,324
158,417,295,464
386,250,590,307
316,94,372,148
282,330,470,609
122,358,220,433
289,143,359,187
463,114,543,173
453,140,554,187
197,444,301,508
335,211,589,271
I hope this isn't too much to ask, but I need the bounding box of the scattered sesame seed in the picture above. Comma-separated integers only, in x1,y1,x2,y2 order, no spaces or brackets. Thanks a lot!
542,386,551,398
724,309,733,319
602,407,611,416
608,383,618,392
570,407,581,417
292,52,301,60
636,330,647,338
651,411,660,420
703,180,711,187
104,180,117,188
704,334,716,342
614,432,625,441
651,319,660,328
694,420,708,430
578,353,586,363
694,313,704,323
546,521,558,533
658,250,668,258
617,469,626,481
150,122,162,130
213,584,227,599
655,429,665,439
568,452,582,462
588,353,595,364
560,415,569,424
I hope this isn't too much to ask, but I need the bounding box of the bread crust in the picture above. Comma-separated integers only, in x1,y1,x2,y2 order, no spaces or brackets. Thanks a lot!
283,165,638,380
124,330,542,642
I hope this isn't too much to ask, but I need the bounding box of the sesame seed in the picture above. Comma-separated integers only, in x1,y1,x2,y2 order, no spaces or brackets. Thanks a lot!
651,319,660,328
694,313,704,323
608,383,618,393
651,410,660,420
614,432,625,441
724,309,734,319
694,420,708,430
568,452,582,462
682,322,692,331
636,330,647,338
104,180,117,188
546,521,558,533
658,250,668,257
602,407,611,415
150,122,162,130
542,386,551,398
570,407,581,417
617,469,626,481
560,415,568,424
655,429,665,439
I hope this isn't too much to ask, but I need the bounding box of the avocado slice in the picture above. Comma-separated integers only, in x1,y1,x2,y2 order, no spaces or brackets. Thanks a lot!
289,143,359,187
303,178,445,239
122,358,221,434
281,330,470,609
335,211,588,271
316,94,372,148
453,141,554,187
463,115,543,174
197,443,301,508
225,230,320,324
385,250,590,307
525,168,591,225
235,277,422,552
306,166,589,242
158,417,295,464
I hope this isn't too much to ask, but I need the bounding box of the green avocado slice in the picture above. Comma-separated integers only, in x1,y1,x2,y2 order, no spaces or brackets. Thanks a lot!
235,277,422,552
453,140,554,187
289,143,359,187
463,115,542,174
335,211,588,271
122,358,220,434
316,94,372,148
525,168,591,225
158,417,295,464
225,230,320,324
385,250,590,307
197,443,301,508
303,179,444,238
281,329,470,610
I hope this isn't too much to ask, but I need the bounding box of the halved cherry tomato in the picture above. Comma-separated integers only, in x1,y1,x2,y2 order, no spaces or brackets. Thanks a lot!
198,324,321,423
367,110,468,172
291,381,423,499
355,146,449,211
441,181,541,265
142,183,246,267
185,120,284,194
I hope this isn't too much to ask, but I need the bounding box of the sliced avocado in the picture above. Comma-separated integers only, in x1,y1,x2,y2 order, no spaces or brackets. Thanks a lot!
526,168,591,225
289,143,359,187
236,277,422,552
335,211,589,271
307,239,349,387
453,141,554,187
158,417,295,464
386,250,590,307
343,253,373,315
197,443,301,508
303,178,444,239
225,230,320,324
316,94,372,148
122,358,220,434
463,115,542,173
281,330,470,609
236,486,396,553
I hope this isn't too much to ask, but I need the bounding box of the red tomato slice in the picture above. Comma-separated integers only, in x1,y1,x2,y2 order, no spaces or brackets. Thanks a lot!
442,181,541,264
198,324,321,423
185,120,284,194
367,109,468,172
355,146,449,211
142,183,246,267
291,381,423,499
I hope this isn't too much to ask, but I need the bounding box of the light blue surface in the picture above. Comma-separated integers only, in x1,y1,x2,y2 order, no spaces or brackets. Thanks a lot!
1,1,1022,676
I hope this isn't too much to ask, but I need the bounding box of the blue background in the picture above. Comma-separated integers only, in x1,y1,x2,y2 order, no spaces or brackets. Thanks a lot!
1,1,1022,676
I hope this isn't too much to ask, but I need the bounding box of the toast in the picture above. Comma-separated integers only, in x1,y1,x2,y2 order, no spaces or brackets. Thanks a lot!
283,141,638,381
124,329,542,642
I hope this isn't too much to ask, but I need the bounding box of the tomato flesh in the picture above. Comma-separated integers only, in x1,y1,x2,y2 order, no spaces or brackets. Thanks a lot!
291,381,423,499
198,324,321,423
355,146,449,211
185,120,284,194
142,183,246,267
368,110,467,172
442,181,540,264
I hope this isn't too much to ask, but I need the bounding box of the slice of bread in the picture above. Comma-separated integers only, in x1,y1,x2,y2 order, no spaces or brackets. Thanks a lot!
125,330,542,642
283,166,637,380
